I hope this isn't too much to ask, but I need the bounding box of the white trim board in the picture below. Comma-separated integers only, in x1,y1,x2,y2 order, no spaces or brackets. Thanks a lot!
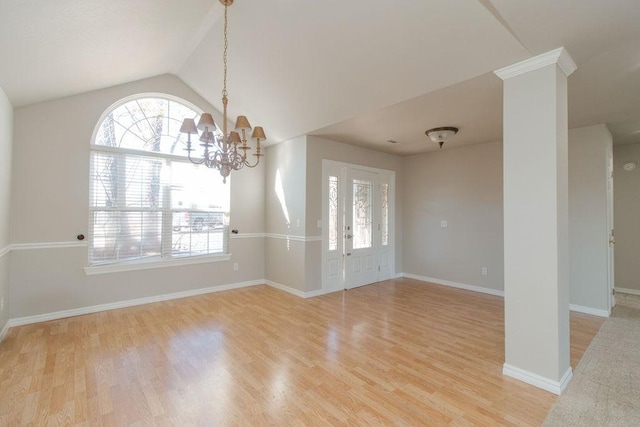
8,279,264,327
265,234,322,242
230,233,265,240
401,273,505,297
615,287,640,297
503,364,573,395
265,280,332,299
84,253,232,275
11,241,87,251
569,304,610,318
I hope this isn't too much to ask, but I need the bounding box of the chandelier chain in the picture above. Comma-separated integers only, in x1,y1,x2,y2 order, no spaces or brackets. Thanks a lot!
222,3,229,99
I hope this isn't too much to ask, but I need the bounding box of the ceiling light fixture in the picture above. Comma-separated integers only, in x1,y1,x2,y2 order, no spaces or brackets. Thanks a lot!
426,127,459,149
180,0,265,183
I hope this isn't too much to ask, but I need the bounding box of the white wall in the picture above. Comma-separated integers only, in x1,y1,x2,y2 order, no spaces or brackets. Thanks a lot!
402,141,504,291
0,85,13,331
9,74,265,319
613,142,640,292
568,125,612,311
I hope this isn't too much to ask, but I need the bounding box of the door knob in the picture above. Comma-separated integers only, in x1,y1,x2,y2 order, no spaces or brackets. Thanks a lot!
346,234,353,239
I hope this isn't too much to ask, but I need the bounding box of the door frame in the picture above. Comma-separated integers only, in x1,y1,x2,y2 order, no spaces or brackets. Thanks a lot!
606,142,615,311
321,160,396,293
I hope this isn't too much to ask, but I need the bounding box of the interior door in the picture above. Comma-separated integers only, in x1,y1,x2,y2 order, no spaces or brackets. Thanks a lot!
345,169,379,289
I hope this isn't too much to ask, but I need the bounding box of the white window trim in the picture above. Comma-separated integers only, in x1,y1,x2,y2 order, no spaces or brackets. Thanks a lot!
84,253,232,275
89,94,230,271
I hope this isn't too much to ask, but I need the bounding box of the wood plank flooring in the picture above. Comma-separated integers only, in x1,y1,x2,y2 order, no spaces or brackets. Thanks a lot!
0,279,604,426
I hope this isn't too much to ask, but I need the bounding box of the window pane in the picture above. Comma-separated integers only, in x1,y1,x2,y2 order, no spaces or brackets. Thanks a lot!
171,162,229,211
329,176,339,251
171,212,226,257
353,179,373,249
381,183,389,246
89,211,163,264
90,152,167,209
94,98,207,157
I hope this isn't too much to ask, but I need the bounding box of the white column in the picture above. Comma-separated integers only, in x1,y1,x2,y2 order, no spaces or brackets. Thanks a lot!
494,47,577,395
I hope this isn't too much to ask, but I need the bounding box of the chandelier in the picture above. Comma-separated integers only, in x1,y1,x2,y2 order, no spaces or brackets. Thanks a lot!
179,0,265,183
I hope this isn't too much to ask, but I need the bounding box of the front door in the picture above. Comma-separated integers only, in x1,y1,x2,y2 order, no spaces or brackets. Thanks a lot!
345,169,379,289
322,161,395,293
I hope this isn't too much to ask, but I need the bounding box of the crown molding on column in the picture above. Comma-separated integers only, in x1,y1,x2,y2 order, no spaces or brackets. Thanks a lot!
494,47,577,80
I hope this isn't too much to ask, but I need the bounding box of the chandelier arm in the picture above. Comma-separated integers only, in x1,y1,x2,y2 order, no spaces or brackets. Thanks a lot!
187,148,206,165
243,157,262,168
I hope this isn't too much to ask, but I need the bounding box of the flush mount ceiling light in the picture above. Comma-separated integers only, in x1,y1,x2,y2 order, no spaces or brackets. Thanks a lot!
623,162,637,171
180,0,265,183
425,127,459,149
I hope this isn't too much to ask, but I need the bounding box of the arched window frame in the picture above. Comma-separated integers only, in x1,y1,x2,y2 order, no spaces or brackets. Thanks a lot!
85,94,231,274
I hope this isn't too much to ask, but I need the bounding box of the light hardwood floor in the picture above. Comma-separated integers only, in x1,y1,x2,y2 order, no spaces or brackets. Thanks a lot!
0,279,604,426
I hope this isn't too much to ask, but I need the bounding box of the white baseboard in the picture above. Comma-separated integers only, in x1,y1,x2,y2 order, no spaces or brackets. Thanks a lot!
615,287,640,296
503,363,572,395
264,280,332,299
8,279,264,327
401,273,505,297
402,273,609,316
569,304,610,318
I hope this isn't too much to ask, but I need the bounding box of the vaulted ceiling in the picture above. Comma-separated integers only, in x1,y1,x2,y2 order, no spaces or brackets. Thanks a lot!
1,0,639,154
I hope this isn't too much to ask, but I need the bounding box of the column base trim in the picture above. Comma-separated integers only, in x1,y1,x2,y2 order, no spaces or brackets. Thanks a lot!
264,280,332,299
503,363,573,395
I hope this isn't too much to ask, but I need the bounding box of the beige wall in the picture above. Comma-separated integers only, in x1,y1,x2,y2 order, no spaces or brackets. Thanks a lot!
9,74,265,319
264,136,308,291
401,125,611,314
0,85,12,329
568,125,612,311
264,135,403,293
614,142,640,292
402,141,504,291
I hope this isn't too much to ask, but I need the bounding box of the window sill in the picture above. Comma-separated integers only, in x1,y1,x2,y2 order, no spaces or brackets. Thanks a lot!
84,253,232,275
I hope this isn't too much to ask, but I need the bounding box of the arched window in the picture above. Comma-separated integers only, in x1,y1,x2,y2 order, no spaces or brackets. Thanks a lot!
89,95,230,267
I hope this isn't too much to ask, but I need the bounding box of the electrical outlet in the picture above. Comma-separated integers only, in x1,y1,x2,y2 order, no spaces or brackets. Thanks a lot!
440,220,448,228
233,263,239,271
481,267,488,276
0,296,4,312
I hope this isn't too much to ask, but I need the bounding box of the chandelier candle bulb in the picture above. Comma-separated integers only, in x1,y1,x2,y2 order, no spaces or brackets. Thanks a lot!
179,0,266,183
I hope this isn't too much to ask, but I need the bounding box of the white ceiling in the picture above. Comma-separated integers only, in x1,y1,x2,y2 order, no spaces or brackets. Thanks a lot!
0,0,220,106
1,0,639,153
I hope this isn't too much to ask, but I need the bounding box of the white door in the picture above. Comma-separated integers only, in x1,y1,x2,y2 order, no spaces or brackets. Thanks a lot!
345,169,379,289
321,161,395,293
